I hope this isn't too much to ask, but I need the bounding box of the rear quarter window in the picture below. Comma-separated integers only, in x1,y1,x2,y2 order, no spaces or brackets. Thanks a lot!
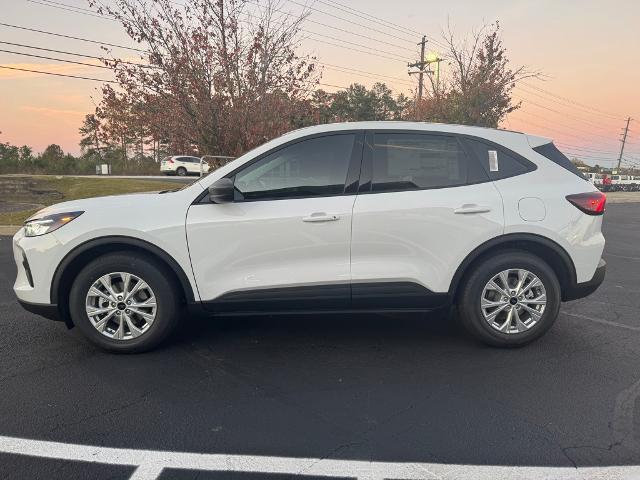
461,138,536,180
532,143,587,180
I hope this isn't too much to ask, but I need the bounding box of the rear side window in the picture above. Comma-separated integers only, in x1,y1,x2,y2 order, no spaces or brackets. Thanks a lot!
463,138,534,180
371,133,488,192
533,143,587,180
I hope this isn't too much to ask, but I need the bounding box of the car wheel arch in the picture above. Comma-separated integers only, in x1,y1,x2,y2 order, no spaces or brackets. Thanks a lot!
51,236,195,327
449,233,577,302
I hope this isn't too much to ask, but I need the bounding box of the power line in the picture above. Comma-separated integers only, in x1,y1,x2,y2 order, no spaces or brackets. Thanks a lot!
317,81,349,90
560,150,618,161
0,47,111,68
515,86,623,126
305,35,408,63
25,0,117,21
319,62,414,85
244,1,413,54
555,143,618,155
0,47,397,91
35,0,419,62
321,65,412,87
0,40,153,67
519,82,625,120
0,24,410,88
0,64,117,82
511,116,618,144
29,0,110,16
311,0,448,50
0,22,144,52
17,4,416,67
510,112,614,141
283,0,419,45
515,95,619,132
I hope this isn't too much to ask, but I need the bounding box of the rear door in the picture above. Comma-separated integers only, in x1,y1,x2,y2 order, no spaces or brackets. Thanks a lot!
187,132,363,312
350,130,504,306
182,157,199,174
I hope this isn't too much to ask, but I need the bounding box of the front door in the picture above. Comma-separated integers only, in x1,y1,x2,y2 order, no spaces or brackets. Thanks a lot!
186,132,363,312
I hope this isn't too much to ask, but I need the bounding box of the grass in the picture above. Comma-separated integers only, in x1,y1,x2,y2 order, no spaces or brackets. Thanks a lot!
0,176,180,225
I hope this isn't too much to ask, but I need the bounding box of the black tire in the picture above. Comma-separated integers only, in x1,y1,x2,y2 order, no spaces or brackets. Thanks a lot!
69,252,181,353
176,167,187,176
457,251,561,348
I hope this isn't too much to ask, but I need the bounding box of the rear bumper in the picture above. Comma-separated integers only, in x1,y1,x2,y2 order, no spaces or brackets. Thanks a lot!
563,258,606,301
17,299,61,322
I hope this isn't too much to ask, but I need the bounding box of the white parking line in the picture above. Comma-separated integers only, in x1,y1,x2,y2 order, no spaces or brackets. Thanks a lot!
2,434,640,479
563,311,640,332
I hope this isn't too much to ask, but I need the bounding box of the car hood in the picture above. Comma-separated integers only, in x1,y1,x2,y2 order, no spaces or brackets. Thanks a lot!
26,191,164,220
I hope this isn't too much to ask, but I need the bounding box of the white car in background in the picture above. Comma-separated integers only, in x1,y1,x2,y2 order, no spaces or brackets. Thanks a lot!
160,155,210,176
13,122,606,352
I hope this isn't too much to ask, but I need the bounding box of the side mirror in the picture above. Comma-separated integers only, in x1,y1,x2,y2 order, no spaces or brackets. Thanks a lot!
208,178,234,204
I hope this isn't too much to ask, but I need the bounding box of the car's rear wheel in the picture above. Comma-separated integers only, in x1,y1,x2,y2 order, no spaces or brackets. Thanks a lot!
458,251,560,347
176,166,187,176
69,252,181,353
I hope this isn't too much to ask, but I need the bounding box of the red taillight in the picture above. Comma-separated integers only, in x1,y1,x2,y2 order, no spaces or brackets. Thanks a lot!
566,192,606,215
167,159,174,164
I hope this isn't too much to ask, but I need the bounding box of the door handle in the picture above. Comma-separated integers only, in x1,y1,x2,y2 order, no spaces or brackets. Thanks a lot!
454,204,491,214
302,212,339,222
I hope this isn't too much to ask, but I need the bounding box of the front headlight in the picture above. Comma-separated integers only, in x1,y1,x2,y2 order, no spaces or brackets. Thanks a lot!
24,211,84,237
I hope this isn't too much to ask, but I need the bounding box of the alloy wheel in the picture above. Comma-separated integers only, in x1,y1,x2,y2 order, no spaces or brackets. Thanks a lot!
480,268,547,334
85,272,157,340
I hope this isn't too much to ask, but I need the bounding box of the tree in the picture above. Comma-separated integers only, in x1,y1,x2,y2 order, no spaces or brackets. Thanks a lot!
89,0,319,157
79,114,103,159
311,83,409,123
416,22,536,127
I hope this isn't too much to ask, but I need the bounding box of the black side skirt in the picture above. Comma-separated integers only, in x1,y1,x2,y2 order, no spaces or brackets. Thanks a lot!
201,282,451,315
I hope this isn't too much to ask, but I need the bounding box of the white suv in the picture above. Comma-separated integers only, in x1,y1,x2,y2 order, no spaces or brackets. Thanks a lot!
13,122,606,352
160,155,210,176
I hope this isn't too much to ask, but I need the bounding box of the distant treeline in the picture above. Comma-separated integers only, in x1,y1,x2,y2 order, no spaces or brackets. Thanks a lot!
0,143,159,175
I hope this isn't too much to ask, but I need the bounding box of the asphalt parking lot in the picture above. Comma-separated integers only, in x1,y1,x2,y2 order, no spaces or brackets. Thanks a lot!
1,203,640,479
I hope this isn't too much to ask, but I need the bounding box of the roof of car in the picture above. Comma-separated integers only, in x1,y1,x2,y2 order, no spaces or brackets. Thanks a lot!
280,121,551,146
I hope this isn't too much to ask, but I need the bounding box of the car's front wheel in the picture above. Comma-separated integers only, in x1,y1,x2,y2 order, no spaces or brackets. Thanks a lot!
69,252,181,353
458,251,561,347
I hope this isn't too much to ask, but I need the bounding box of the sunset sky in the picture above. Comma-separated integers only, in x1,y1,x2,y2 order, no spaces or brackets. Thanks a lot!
1,0,639,168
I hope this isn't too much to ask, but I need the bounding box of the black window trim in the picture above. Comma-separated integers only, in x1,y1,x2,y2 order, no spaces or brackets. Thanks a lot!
532,142,587,180
458,135,537,181
194,128,537,203
359,129,494,195
195,130,365,204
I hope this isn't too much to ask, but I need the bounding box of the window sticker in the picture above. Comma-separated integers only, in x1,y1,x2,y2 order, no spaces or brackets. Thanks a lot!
488,150,499,172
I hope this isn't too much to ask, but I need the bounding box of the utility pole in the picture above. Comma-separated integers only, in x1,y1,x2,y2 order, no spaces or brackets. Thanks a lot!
616,117,632,173
408,35,428,102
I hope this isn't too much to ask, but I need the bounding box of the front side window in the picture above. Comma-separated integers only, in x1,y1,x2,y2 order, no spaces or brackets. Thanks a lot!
371,133,485,192
234,134,356,200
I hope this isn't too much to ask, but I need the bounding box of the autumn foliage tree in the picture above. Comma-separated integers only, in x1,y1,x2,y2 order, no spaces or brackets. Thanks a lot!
416,22,537,127
89,0,318,157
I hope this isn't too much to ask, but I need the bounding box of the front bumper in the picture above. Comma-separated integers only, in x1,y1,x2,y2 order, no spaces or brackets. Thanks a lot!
563,258,606,301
